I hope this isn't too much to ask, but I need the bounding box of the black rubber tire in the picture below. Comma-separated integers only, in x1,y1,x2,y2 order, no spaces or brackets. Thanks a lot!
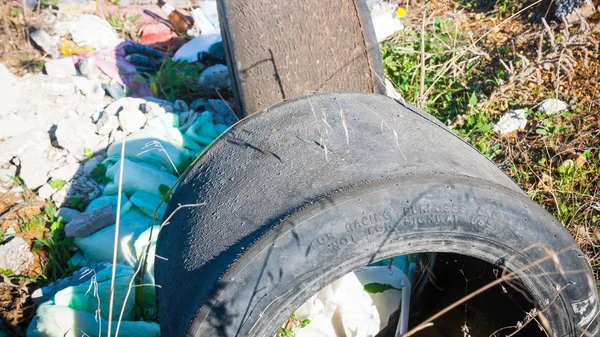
155,93,598,337
217,0,386,117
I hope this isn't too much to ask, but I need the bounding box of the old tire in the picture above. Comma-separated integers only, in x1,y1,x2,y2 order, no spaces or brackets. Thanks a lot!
217,0,385,117
155,92,598,337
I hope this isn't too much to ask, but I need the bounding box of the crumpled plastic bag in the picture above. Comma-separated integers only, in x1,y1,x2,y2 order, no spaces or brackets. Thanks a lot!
133,225,160,319
130,191,167,220
27,264,160,337
74,208,152,267
103,158,178,198
295,266,406,337
184,111,229,146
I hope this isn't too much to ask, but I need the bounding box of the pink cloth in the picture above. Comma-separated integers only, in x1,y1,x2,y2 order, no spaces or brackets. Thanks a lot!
73,41,154,98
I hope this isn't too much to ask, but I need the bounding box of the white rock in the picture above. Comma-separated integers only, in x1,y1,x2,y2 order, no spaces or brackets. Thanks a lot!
22,75,76,96
77,57,95,77
56,207,81,223
30,28,60,59
142,96,174,112
198,64,231,89
493,109,527,135
0,237,34,275
537,99,567,116
19,149,54,189
0,64,22,117
140,101,166,120
4,227,16,241
109,129,126,143
72,76,105,101
55,15,121,50
96,114,119,135
55,117,109,161
44,58,77,78
0,130,49,164
385,78,402,101
50,163,81,181
103,97,145,116
0,165,17,187
38,184,55,200
118,107,147,133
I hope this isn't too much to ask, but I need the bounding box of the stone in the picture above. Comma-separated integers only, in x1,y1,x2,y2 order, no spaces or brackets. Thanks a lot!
207,99,237,125
103,97,145,116
142,96,174,112
385,79,403,101
64,204,115,237
198,64,231,89
77,57,95,77
4,228,16,241
38,184,55,200
56,207,81,223
118,106,147,133
44,58,77,78
106,83,126,100
83,154,106,175
493,109,528,135
31,262,110,305
0,64,22,117
72,76,105,101
50,163,81,181
52,174,102,206
55,117,109,161
109,129,126,143
0,130,49,164
538,99,568,116
19,149,54,190
0,165,17,188
96,114,120,135
0,237,34,275
55,14,121,50
140,101,166,120
22,75,76,97
30,29,60,59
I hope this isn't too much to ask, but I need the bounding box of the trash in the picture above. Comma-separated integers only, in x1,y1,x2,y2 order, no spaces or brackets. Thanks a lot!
133,225,160,318
368,0,404,42
56,207,81,223
0,237,34,275
537,98,567,115
44,58,77,78
173,33,222,62
74,208,151,266
64,204,116,238
158,0,194,36
56,14,122,50
30,29,60,59
27,263,160,337
59,40,94,57
86,194,132,216
493,109,527,135
295,265,410,337
31,262,111,305
130,191,167,220
103,158,178,198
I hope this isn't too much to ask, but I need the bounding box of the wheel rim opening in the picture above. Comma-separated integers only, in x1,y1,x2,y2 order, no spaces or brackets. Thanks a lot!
276,253,544,337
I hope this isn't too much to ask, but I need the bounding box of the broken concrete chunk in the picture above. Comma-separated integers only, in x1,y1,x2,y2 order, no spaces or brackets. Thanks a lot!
55,117,108,161
30,29,60,59
44,58,77,78
72,76,105,101
0,237,34,275
119,106,147,133
19,148,54,190
537,99,567,116
56,207,81,223
64,204,116,237
50,163,81,181
198,64,231,89
38,184,55,200
55,14,121,50
52,174,102,206
0,114,31,139
96,114,120,135
493,109,527,135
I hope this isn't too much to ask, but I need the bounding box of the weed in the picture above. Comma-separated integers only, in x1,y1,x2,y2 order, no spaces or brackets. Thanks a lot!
49,179,67,191
67,197,87,212
90,163,110,184
33,206,76,284
276,313,311,337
